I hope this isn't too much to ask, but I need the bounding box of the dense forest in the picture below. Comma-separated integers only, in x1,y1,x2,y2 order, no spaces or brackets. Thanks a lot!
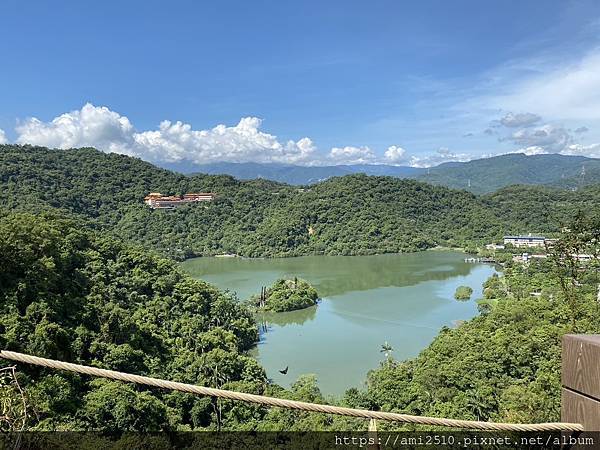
2,145,600,260
0,213,363,432
2,144,600,434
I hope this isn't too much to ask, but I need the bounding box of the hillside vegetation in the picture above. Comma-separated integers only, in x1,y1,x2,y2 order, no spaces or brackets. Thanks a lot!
4,212,599,432
3,145,600,433
360,246,600,427
0,145,494,258
3,145,600,260
0,213,262,430
250,278,319,312
0,213,363,432
419,153,600,193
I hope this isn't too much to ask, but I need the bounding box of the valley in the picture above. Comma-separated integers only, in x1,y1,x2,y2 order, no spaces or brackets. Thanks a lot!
182,251,496,394
1,144,599,432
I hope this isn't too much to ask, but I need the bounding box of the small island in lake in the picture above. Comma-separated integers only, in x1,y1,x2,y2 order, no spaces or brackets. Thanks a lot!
251,277,319,312
454,285,473,301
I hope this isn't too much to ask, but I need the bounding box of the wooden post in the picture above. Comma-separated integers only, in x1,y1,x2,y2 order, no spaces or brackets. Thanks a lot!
562,334,600,431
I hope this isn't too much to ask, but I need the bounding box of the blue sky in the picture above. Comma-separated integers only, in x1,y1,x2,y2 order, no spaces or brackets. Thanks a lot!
1,0,600,166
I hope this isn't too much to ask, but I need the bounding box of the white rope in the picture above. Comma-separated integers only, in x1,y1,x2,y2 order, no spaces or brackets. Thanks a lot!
0,350,584,432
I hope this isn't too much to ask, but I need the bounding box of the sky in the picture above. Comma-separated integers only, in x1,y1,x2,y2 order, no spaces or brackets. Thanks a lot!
1,0,600,167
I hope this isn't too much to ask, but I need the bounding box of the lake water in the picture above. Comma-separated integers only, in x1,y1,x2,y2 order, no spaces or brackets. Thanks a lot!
180,252,496,396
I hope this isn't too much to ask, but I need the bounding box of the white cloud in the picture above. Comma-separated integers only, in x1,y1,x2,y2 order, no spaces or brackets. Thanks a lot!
407,147,472,168
487,49,600,122
328,146,376,165
562,143,600,158
512,146,548,156
131,117,318,164
15,103,598,169
500,124,573,153
498,112,541,128
488,109,600,158
15,103,317,165
15,103,435,166
383,145,407,163
0,129,7,145
16,104,135,154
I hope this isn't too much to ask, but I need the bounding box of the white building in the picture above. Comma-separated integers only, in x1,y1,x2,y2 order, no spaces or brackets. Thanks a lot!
503,235,546,248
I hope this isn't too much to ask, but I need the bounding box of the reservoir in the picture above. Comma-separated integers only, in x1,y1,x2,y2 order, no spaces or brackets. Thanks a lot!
181,251,496,396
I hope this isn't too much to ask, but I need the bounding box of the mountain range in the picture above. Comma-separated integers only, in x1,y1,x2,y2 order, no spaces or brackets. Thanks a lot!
160,161,423,185
161,153,600,194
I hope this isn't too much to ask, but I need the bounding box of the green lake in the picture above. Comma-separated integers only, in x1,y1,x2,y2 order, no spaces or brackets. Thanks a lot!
180,251,497,395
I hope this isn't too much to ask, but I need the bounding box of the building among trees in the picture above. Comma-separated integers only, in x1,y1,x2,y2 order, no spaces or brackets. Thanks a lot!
503,234,546,248
144,192,216,209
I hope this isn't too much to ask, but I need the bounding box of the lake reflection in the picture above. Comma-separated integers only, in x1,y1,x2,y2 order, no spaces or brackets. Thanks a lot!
181,251,497,395
257,306,318,329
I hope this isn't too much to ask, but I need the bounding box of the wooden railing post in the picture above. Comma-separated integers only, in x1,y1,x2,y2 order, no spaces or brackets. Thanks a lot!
562,334,600,431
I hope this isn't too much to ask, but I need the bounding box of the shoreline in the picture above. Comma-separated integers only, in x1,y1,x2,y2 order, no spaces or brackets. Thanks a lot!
181,246,471,263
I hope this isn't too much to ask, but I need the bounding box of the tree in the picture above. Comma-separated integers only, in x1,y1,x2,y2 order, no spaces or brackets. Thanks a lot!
454,286,473,301
380,342,394,359
0,213,267,431
548,211,600,330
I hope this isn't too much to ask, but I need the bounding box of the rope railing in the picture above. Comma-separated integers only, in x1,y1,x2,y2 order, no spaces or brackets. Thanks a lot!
0,350,584,432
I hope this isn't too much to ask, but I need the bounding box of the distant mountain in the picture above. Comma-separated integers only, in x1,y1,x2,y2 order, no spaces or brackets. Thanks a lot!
159,161,424,184
161,154,600,193
418,153,600,194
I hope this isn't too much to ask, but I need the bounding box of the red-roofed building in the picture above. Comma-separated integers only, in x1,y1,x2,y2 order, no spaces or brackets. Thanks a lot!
144,192,216,209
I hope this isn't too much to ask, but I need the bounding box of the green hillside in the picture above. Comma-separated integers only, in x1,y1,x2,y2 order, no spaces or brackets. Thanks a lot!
0,212,365,432
0,213,264,430
362,257,600,427
0,145,500,258
4,211,600,432
2,145,600,259
418,153,600,194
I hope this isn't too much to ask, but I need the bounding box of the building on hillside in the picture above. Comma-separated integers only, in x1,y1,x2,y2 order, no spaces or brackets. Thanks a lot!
503,234,546,248
485,243,505,250
574,254,595,262
144,192,216,209
514,253,595,266
183,193,216,201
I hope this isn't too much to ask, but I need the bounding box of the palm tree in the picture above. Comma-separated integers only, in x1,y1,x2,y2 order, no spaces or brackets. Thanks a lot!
380,341,394,358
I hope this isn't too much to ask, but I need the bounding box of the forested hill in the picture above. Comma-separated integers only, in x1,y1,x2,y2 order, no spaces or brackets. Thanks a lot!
0,212,339,431
418,153,600,193
2,144,599,259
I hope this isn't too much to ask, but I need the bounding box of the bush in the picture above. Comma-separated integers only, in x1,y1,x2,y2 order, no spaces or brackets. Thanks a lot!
251,278,319,312
454,285,473,301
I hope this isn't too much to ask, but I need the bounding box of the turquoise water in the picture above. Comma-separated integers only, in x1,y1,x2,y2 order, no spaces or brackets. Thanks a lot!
181,252,496,395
